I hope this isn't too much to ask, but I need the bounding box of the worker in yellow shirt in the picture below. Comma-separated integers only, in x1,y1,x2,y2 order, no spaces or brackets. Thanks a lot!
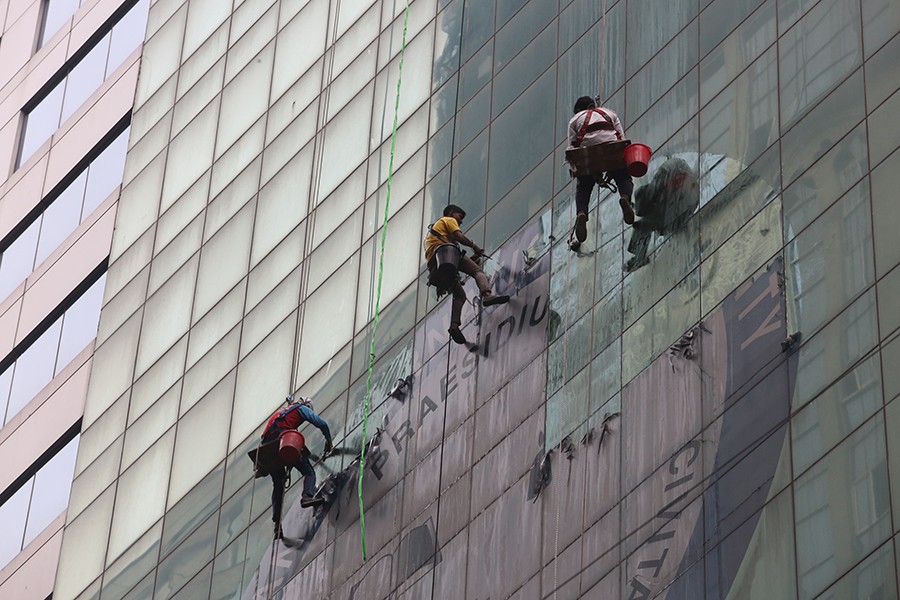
424,204,509,344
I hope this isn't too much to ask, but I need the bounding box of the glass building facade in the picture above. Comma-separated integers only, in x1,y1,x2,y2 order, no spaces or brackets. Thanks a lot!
54,0,900,598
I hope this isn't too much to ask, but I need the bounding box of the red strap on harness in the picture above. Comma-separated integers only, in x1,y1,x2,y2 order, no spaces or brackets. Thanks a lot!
595,108,623,141
574,108,622,147
574,108,594,147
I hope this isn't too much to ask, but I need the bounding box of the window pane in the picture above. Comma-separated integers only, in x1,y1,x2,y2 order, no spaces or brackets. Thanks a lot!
0,480,33,570
779,0,862,128
0,218,41,301
794,414,890,600
83,128,130,218
57,275,107,371
23,435,80,545
19,82,65,165
487,68,555,206
39,0,82,49
60,34,111,124
34,172,87,267
106,0,150,74
6,320,63,423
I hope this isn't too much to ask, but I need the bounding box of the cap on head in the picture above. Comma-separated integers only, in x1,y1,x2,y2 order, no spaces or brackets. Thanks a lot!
443,204,466,218
574,96,596,114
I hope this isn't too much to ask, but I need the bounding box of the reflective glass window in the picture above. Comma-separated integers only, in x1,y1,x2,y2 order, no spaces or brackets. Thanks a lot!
60,36,111,124
778,0,862,128
487,68,555,206
38,0,83,49
0,435,80,571
0,128,129,303
794,414,890,600
17,0,149,168
626,0,697,76
784,180,874,336
870,148,900,278
0,275,107,427
699,0,767,58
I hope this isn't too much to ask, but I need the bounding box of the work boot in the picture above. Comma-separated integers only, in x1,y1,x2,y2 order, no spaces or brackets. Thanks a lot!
448,325,467,345
574,213,588,243
619,196,635,225
482,293,510,307
300,493,325,508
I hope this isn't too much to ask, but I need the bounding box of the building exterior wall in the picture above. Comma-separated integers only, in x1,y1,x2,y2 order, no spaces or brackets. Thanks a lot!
55,0,900,598
0,0,147,597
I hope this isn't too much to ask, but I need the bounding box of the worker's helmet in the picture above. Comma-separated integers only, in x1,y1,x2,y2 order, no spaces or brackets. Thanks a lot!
285,394,314,409
574,96,596,113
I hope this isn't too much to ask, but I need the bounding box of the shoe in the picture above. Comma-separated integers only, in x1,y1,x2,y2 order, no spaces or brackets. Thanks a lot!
448,326,467,345
619,196,635,225
300,494,325,508
482,294,510,307
273,522,283,540
568,238,581,252
574,213,588,243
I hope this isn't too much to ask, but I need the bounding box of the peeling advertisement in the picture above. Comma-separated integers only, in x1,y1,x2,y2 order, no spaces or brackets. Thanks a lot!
624,258,795,598
242,219,551,599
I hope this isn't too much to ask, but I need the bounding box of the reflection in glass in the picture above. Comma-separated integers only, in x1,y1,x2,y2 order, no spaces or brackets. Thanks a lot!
487,69,555,206
492,25,556,116
779,0,861,128
495,0,554,70
781,70,865,187
792,352,882,474
818,540,897,600
627,22,697,123
794,414,890,600
461,0,494,60
782,124,867,237
785,180,873,337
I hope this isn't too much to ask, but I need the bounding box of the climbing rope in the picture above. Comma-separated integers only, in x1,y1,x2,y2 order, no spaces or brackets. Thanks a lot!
552,2,609,597
358,0,411,562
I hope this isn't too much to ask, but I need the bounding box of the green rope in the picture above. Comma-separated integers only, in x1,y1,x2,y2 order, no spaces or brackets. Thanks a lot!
358,0,410,562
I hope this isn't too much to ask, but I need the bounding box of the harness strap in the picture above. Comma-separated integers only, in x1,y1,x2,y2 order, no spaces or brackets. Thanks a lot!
573,108,595,147
595,108,623,140
574,108,622,147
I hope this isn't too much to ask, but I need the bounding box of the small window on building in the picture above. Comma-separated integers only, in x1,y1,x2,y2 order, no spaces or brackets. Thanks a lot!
0,434,80,571
17,0,148,169
37,0,82,50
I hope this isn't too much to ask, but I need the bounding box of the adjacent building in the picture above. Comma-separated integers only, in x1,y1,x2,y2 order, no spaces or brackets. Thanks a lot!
0,0,149,597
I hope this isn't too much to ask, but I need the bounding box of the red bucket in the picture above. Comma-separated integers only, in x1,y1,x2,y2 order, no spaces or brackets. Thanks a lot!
624,143,652,177
278,430,305,464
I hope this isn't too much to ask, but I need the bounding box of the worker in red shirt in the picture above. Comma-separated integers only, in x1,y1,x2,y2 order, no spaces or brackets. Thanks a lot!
567,96,636,247
261,396,332,538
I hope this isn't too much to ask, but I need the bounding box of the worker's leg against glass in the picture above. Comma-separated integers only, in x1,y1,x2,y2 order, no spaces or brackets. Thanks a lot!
458,254,491,296
573,176,595,242
449,279,467,328
610,169,635,224
297,454,317,498
270,470,286,522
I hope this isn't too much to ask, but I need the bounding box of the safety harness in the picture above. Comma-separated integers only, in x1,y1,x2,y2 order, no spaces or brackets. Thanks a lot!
573,107,622,147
